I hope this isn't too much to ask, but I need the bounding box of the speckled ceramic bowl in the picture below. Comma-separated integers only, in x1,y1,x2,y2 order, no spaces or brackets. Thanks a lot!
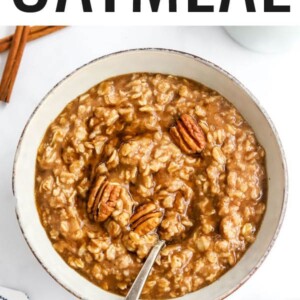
13,49,287,300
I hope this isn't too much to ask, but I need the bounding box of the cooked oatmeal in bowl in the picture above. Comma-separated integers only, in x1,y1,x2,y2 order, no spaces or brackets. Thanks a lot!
35,73,267,299
13,49,287,300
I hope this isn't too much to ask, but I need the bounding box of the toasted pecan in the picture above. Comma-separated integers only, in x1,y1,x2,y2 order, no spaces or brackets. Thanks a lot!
130,203,163,235
170,114,206,154
87,176,121,222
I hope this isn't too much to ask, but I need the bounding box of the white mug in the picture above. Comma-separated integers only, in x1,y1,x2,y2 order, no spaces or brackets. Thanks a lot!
225,26,300,53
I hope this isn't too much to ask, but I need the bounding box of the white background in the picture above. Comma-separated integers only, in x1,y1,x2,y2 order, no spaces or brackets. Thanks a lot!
0,26,300,300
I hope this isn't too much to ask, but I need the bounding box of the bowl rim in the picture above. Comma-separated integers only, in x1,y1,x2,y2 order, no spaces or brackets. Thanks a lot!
12,48,288,300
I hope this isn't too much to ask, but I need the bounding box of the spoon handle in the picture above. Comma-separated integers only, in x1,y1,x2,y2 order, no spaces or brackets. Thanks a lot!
125,240,166,300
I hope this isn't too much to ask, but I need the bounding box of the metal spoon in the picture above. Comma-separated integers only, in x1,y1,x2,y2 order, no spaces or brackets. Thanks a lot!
125,240,166,300
0,286,29,300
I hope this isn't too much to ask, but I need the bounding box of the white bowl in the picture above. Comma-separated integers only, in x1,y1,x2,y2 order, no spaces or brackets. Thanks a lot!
225,26,300,53
13,49,287,300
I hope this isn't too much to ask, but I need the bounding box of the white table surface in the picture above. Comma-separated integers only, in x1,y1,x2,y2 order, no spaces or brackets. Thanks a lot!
0,26,299,300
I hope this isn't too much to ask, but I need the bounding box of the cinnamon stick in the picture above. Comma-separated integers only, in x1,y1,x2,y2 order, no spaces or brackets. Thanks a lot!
0,26,65,53
0,26,44,51
29,26,66,43
0,26,30,103
0,27,24,101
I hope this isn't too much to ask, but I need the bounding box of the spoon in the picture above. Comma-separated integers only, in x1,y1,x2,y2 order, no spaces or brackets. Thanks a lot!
125,240,166,300
0,286,29,300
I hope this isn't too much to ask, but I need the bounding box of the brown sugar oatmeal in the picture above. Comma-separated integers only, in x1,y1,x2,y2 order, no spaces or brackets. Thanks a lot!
35,73,267,299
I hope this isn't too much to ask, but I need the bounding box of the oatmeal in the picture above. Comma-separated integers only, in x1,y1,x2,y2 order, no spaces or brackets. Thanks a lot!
35,73,266,299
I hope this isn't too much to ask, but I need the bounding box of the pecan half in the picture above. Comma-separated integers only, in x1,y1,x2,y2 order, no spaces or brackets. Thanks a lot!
87,176,121,222
130,203,163,235
170,114,206,154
